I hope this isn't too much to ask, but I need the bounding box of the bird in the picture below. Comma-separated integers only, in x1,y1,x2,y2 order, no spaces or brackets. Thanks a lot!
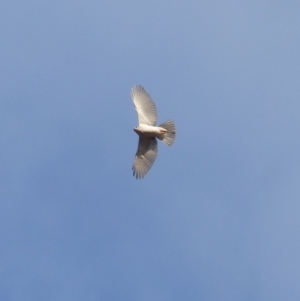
131,85,176,179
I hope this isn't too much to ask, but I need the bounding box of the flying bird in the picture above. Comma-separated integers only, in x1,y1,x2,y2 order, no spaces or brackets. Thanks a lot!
131,85,176,179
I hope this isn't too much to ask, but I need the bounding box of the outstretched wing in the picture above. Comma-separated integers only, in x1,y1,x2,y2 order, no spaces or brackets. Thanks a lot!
131,85,157,126
132,137,158,179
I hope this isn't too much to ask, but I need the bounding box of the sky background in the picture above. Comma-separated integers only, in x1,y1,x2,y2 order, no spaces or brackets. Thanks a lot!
1,0,300,300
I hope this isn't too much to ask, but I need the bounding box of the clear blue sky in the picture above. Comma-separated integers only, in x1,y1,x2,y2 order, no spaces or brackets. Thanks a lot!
1,1,300,300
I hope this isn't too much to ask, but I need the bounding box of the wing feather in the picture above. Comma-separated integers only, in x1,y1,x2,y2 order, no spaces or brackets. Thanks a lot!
132,137,158,179
131,85,157,126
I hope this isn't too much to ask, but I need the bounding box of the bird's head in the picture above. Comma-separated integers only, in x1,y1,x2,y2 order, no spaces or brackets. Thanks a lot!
133,126,142,135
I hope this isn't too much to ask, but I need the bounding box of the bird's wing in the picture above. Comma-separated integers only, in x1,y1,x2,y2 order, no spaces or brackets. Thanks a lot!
131,85,157,126
132,137,158,179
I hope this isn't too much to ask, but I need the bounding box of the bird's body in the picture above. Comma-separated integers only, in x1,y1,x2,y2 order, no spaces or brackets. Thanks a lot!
134,125,166,138
131,85,176,179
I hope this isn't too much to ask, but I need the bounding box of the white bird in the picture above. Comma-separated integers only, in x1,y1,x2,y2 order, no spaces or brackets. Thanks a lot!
131,85,176,179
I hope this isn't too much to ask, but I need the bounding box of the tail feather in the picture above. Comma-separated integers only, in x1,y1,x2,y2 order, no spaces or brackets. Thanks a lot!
158,120,176,146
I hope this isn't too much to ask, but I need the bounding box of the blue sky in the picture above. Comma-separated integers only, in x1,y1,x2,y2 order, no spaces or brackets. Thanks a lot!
1,1,300,300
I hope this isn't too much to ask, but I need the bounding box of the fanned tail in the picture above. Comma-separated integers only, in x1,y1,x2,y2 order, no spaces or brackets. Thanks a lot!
158,120,176,146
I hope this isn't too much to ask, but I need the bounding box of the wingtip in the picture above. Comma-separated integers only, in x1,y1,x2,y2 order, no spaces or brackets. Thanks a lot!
132,165,143,179
131,85,145,97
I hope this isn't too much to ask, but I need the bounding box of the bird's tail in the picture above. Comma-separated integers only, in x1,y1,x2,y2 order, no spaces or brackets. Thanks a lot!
158,120,176,146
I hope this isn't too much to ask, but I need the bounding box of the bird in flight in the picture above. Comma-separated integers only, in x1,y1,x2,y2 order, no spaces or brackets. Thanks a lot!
131,85,176,179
